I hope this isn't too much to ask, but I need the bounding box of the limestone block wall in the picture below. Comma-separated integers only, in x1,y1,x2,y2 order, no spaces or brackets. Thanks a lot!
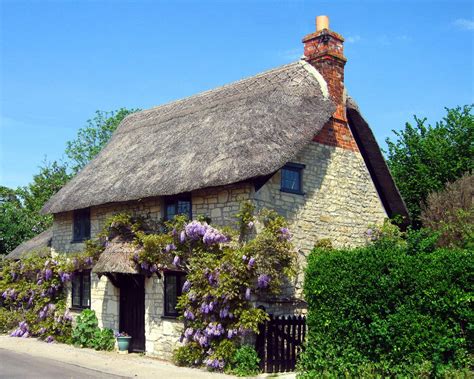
192,183,253,225
255,141,386,252
52,184,252,254
52,198,163,254
91,274,119,330
254,141,386,297
64,273,119,331
144,275,183,359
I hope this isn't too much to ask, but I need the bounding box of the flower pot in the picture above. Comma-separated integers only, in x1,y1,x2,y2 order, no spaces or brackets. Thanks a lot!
116,336,132,352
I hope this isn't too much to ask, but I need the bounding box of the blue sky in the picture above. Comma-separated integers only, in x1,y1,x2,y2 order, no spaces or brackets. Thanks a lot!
1,0,473,188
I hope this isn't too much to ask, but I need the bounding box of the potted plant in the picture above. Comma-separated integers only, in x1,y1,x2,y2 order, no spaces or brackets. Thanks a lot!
115,331,131,353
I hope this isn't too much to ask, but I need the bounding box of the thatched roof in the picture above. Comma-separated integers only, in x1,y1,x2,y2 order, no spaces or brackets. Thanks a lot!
92,241,139,274
5,228,53,260
42,61,333,214
346,97,410,227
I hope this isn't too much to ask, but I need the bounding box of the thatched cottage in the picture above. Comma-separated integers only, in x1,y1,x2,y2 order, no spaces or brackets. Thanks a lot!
8,16,408,357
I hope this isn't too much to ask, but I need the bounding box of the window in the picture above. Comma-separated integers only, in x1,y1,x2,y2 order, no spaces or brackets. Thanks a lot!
280,163,305,194
164,272,186,317
73,208,91,242
164,195,192,221
72,270,91,309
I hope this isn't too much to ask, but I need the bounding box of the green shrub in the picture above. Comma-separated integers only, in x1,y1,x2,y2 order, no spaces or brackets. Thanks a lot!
72,309,114,351
298,230,473,377
173,342,205,367
228,344,260,377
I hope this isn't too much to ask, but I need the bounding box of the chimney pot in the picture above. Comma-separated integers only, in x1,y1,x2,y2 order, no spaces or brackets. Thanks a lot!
316,15,329,31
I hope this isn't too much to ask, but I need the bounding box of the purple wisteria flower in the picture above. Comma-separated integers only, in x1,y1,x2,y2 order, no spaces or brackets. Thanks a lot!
184,309,195,320
188,292,197,302
242,255,247,262
219,307,229,319
10,321,29,338
200,302,210,314
180,231,186,243
46,335,54,343
193,330,208,347
85,257,93,265
245,288,251,300
44,269,53,281
257,274,271,288
204,323,224,337
182,280,191,292
141,262,149,271
247,257,255,269
279,227,292,240
60,272,71,283
227,328,238,339
173,255,181,266
184,327,194,338
204,358,225,370
185,221,208,240
165,243,176,253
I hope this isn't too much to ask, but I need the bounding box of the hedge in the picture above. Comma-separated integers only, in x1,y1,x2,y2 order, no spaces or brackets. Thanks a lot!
298,231,473,377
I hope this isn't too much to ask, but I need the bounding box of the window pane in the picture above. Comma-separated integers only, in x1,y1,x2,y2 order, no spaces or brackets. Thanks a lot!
177,200,191,218
281,168,300,191
165,275,178,315
82,272,91,307
72,275,81,307
166,204,176,221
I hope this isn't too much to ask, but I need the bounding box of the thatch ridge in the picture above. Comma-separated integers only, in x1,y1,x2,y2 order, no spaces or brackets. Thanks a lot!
42,61,334,214
6,228,53,260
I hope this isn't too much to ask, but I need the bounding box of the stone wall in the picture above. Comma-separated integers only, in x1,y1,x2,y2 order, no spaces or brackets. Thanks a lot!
64,272,119,331
144,275,183,359
52,184,252,254
254,141,387,297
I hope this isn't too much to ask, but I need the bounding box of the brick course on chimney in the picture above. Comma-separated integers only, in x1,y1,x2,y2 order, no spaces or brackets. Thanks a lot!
303,17,359,152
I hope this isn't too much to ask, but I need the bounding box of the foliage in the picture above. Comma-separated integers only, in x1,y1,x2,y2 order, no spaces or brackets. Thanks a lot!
0,241,101,344
72,309,115,351
298,227,473,378
0,161,70,255
1,108,138,255
227,345,260,377
421,173,474,249
0,253,81,343
173,342,205,367
65,108,140,174
102,202,296,371
386,104,473,226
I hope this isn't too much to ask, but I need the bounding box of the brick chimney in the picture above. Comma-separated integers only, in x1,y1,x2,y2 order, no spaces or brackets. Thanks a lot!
303,16,358,151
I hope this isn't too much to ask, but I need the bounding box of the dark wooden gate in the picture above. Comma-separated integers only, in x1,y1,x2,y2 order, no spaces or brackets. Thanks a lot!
256,314,306,373
118,274,145,352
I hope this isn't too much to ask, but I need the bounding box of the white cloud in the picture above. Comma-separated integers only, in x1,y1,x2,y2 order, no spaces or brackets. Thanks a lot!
346,35,361,44
454,18,474,31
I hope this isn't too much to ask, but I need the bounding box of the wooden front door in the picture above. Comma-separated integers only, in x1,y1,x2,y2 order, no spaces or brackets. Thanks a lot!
118,274,145,352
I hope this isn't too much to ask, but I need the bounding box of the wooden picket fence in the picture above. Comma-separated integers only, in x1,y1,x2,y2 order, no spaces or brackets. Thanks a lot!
255,314,307,373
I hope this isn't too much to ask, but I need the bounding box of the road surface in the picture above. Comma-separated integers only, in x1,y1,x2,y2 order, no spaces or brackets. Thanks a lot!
0,349,125,379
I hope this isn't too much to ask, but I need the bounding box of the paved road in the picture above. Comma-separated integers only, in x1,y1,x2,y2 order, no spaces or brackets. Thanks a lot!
0,349,126,379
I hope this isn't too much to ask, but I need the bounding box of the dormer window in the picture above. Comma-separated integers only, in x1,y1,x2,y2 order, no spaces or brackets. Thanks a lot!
72,208,91,243
280,163,305,195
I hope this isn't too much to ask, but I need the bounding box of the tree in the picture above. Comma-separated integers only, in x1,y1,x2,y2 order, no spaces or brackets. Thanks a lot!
65,108,139,173
386,105,473,226
1,108,139,255
0,161,70,255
